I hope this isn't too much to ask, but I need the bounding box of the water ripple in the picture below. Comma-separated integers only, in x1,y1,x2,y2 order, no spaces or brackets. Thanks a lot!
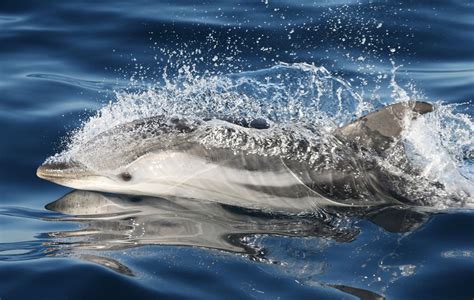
26,73,128,91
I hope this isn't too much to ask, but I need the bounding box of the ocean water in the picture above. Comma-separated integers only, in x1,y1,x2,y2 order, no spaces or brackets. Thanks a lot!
1,0,474,299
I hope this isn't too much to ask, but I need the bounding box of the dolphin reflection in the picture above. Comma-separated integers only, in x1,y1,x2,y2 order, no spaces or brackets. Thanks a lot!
45,190,361,256
43,190,432,299
45,190,430,257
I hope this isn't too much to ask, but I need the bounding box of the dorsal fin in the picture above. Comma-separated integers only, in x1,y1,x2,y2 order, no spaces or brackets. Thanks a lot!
335,101,433,153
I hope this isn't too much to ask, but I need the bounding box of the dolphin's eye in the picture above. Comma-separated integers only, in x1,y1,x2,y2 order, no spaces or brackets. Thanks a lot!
119,172,132,181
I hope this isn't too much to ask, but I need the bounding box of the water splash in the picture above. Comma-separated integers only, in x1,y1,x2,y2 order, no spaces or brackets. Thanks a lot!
48,63,368,167
403,104,474,207
71,63,368,143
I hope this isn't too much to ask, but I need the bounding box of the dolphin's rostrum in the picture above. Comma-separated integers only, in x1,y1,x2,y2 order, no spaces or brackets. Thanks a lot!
37,101,433,212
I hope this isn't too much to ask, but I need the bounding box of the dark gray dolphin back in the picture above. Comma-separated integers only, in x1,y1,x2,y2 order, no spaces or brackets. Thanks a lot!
282,101,434,206
335,101,433,153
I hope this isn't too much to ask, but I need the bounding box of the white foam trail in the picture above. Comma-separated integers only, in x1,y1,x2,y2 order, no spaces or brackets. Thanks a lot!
404,105,474,207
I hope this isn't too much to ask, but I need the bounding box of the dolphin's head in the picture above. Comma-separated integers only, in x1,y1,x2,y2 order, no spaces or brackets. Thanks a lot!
36,156,152,193
37,146,201,197
37,116,198,194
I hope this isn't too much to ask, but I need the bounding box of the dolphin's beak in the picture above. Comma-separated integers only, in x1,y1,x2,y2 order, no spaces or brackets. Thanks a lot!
37,161,92,183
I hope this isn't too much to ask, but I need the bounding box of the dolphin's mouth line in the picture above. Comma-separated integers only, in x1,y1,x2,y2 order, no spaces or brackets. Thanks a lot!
37,170,82,180
36,164,95,180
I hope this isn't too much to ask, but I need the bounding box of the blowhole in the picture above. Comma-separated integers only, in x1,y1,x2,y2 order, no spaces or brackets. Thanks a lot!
120,172,132,181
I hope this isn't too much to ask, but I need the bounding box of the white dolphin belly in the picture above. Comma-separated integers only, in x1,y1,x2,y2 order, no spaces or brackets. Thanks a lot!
110,151,342,212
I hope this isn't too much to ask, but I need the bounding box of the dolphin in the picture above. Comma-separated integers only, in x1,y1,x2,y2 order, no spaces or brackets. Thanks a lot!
37,101,433,212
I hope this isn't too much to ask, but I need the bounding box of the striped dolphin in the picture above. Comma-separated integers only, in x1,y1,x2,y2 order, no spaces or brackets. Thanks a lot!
37,101,433,212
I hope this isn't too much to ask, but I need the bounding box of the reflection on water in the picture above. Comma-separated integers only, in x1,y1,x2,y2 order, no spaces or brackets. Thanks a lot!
0,190,440,299
41,191,429,267
44,191,359,257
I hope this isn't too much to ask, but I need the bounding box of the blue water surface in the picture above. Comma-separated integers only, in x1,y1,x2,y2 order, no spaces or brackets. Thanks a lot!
1,1,473,299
